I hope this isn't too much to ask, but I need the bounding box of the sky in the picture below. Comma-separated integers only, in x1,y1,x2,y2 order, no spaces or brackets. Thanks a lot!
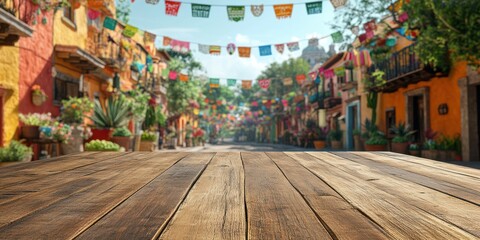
128,0,337,81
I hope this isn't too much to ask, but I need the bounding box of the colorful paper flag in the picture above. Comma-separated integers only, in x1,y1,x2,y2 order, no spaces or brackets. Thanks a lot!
331,31,344,43
251,5,264,17
273,4,293,19
227,79,237,86
123,25,138,38
103,16,117,30
192,4,211,18
287,42,300,52
146,0,160,4
275,44,285,54
144,31,157,43
227,6,245,22
169,71,178,80
330,0,348,9
179,74,189,82
283,77,293,86
334,67,345,77
163,36,172,46
198,44,209,54
258,79,271,89
309,71,318,81
87,9,101,20
323,69,335,79
209,45,221,55
227,43,236,55
242,80,252,89
165,1,181,16
364,20,377,32
238,47,251,58
209,78,220,88
170,39,190,53
296,74,306,85
306,1,322,15
259,45,272,56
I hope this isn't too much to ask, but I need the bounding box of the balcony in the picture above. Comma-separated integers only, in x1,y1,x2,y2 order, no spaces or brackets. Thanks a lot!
367,44,444,93
87,29,124,71
0,0,33,45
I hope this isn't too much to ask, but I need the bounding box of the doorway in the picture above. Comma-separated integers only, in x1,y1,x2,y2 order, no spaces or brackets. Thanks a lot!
0,88,4,147
405,87,430,144
346,101,361,150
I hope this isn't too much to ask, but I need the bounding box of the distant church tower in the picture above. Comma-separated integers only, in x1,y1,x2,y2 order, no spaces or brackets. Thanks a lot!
300,38,332,68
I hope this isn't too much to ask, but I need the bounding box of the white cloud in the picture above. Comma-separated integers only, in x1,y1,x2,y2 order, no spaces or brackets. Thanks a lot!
148,28,200,34
234,34,262,46
195,53,266,81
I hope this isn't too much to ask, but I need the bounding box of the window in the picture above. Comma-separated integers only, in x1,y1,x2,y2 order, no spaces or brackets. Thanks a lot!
54,72,80,103
62,5,76,28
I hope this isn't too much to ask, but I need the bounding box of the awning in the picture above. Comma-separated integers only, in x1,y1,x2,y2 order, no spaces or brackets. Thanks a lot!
55,45,105,73
0,8,33,45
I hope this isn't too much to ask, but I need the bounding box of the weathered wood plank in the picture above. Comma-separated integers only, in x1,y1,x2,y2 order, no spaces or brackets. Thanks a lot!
242,152,333,240
324,152,480,237
0,152,120,189
0,152,188,239
334,152,480,206
265,152,388,240
354,152,480,193
75,152,215,240
286,152,476,239
376,152,480,179
159,152,246,240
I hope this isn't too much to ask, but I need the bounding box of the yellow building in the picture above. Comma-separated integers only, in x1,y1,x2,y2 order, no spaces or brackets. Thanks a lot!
0,0,33,146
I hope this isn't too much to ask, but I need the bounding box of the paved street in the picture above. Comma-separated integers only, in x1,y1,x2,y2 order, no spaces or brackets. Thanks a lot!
161,140,306,152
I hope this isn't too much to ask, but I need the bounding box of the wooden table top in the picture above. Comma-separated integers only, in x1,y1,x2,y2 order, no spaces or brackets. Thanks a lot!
0,151,479,239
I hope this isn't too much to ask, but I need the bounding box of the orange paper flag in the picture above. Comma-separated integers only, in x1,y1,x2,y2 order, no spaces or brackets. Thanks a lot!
179,74,189,82
238,47,251,58
273,4,293,19
163,36,172,46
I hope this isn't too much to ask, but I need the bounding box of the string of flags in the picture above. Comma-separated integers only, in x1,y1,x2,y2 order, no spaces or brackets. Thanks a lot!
138,0,349,21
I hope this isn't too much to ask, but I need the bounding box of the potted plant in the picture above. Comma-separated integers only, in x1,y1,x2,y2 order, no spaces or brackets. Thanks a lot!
60,97,94,154
328,123,343,150
361,118,378,150
124,89,150,151
390,122,416,154
140,131,157,151
0,140,33,162
19,113,53,139
353,128,362,151
313,126,328,150
111,127,132,151
422,129,438,160
90,96,130,142
436,135,457,161
85,140,122,152
409,143,421,156
453,135,462,161
365,131,388,151
31,84,47,106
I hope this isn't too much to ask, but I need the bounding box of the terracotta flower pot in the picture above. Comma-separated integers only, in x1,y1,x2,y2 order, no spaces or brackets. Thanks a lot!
354,135,363,151
32,94,46,106
89,128,113,142
111,136,132,151
139,141,155,151
331,141,343,150
421,150,439,160
313,140,326,150
21,126,40,139
409,150,421,157
391,142,409,154
365,144,387,151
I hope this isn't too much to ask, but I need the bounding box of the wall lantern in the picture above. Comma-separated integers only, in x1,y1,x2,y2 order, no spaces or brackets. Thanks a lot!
438,103,448,115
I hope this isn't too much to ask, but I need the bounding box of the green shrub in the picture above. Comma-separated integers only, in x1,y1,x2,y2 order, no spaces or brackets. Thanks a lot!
0,141,32,162
141,131,157,141
85,140,121,151
113,127,132,137
90,97,130,129
366,132,387,145
390,122,416,143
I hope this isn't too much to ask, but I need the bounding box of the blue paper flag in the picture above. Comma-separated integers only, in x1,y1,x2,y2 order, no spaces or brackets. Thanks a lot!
259,45,272,56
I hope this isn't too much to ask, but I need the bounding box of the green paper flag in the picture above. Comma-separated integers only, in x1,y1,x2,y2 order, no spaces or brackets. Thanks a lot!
334,66,346,77
227,79,237,86
103,16,117,30
227,6,245,22
192,4,211,18
209,78,220,88
306,1,322,15
123,25,138,38
331,31,344,43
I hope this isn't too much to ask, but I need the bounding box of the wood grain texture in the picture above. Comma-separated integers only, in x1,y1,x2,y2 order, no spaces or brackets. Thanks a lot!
326,152,480,237
265,152,388,240
160,152,246,240
75,152,215,240
242,152,333,240
0,152,187,239
289,152,476,239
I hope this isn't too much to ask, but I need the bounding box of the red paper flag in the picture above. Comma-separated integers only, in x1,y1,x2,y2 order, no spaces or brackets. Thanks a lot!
296,74,306,85
258,79,271,89
165,1,181,16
